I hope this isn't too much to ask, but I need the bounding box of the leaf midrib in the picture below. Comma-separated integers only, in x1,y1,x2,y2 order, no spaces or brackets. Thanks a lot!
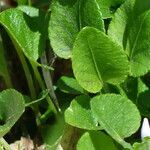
130,11,150,59
93,103,132,149
87,38,103,85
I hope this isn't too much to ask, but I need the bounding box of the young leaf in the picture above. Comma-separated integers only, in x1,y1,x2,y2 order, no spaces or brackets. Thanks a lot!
72,27,129,93
49,0,104,59
0,7,47,63
65,95,100,130
91,94,141,149
108,0,150,76
77,131,117,150
0,89,25,137
57,76,85,95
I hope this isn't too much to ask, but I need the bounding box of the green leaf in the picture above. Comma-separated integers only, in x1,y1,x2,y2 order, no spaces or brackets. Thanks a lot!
0,89,25,137
0,7,47,63
79,0,104,31
91,94,141,149
57,76,85,95
133,138,150,150
17,5,40,17
96,0,126,18
49,0,104,59
77,131,118,150
49,0,79,59
65,95,100,130
72,27,129,93
41,114,65,150
108,0,150,76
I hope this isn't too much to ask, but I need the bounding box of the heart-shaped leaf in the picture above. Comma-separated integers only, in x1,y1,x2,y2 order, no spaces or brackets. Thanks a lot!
65,95,100,130
49,0,104,59
77,131,117,150
72,27,129,93
0,7,47,63
108,0,150,76
0,89,25,137
91,94,141,149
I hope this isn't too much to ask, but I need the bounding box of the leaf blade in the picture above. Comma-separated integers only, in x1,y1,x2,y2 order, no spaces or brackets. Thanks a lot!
0,89,25,137
91,94,141,149
108,0,150,76
65,95,100,130
72,27,129,93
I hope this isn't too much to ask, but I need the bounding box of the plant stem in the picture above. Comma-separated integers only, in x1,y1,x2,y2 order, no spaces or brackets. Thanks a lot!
116,85,127,98
0,33,13,88
3,73,13,88
40,108,53,123
31,62,45,89
28,0,32,6
31,62,57,114
25,89,49,107
41,52,60,111
0,138,11,150
15,49,36,99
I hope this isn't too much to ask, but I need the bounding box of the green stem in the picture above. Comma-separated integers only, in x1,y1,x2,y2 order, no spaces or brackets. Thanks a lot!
3,72,13,88
25,90,49,107
40,108,53,123
0,34,13,88
116,85,127,98
28,0,32,6
15,49,36,99
31,62,57,114
0,138,10,150
41,52,60,111
31,62,45,89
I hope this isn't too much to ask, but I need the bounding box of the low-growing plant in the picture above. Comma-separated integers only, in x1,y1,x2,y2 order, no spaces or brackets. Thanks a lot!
0,0,150,149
